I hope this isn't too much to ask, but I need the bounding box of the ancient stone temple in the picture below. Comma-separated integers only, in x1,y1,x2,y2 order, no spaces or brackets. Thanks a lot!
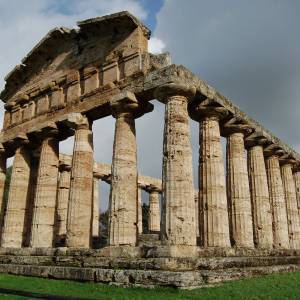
0,11,299,288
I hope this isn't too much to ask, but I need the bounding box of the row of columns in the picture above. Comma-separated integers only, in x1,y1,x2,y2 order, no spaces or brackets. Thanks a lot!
0,84,299,252
0,103,161,248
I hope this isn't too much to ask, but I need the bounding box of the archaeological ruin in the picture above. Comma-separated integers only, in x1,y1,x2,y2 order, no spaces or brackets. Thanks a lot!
0,11,299,288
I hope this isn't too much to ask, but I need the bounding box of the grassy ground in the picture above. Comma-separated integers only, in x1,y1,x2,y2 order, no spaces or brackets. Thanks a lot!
0,272,299,300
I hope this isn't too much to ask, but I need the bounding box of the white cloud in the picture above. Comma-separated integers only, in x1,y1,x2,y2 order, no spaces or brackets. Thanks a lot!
148,37,166,54
0,0,147,91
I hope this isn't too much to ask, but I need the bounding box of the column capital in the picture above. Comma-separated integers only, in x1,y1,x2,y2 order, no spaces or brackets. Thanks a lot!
110,91,153,119
147,184,161,193
292,162,300,173
0,143,6,155
93,171,102,180
59,163,71,172
154,82,196,103
244,132,269,149
33,122,59,139
189,100,228,122
279,156,296,167
222,117,253,137
263,143,285,158
62,113,91,130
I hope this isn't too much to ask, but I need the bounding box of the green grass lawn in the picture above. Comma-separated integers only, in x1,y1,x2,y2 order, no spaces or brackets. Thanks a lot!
0,272,299,300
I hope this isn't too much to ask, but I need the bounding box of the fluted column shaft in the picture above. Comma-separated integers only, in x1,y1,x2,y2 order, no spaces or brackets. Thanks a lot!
109,115,138,245
92,177,100,239
265,155,289,248
1,146,31,247
248,145,273,248
161,93,196,246
108,92,153,246
148,190,160,232
55,165,71,246
281,163,300,249
30,136,59,247
66,121,94,248
199,115,230,247
0,152,6,239
226,132,254,248
137,187,143,234
294,171,300,213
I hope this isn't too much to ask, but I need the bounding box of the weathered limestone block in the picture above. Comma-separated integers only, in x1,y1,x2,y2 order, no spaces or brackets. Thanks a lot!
66,114,94,248
137,186,143,234
50,87,65,109
23,101,36,121
120,52,143,78
109,91,153,246
281,163,300,249
66,71,81,103
265,155,289,249
55,164,71,246
294,170,300,213
36,95,49,115
11,105,22,125
198,112,230,248
0,148,6,239
67,83,81,103
226,132,254,248
155,83,196,247
30,132,59,248
248,145,273,248
1,146,31,247
148,188,160,233
3,111,11,129
102,62,119,85
83,67,99,94
92,177,100,239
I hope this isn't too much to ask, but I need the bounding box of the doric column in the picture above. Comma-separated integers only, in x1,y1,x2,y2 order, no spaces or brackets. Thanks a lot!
294,169,300,214
190,104,230,248
30,125,59,248
281,163,300,249
194,190,199,238
92,176,100,240
265,154,289,249
148,187,160,233
0,145,7,239
55,162,71,246
225,127,254,248
247,142,273,249
155,83,196,248
66,114,94,248
1,140,31,248
108,91,153,246
23,154,39,247
137,185,143,235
